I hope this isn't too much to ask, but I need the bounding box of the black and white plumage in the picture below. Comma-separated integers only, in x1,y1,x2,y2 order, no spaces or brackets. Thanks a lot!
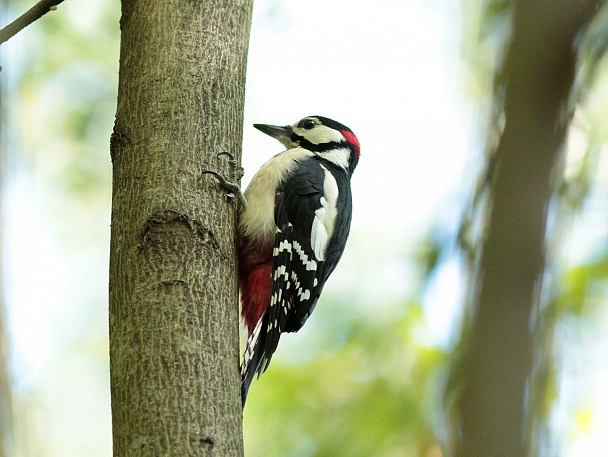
238,116,360,406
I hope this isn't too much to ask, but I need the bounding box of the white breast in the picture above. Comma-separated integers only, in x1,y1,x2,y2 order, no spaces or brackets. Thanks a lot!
239,148,314,242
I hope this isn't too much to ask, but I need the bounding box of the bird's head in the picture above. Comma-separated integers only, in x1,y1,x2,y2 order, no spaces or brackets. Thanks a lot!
254,115,360,174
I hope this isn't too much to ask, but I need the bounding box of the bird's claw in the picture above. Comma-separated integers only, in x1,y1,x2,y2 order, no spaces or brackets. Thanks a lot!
203,150,247,207
216,151,245,182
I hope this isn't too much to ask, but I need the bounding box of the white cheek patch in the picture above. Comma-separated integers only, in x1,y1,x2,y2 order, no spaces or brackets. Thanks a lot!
292,124,345,145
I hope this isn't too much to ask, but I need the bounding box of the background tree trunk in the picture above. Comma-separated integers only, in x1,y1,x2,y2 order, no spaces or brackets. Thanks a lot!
455,1,602,456
109,1,253,455
0,51,13,457
0,261,11,457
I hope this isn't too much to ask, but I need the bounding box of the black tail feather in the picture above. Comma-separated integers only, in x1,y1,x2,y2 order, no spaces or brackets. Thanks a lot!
241,314,268,407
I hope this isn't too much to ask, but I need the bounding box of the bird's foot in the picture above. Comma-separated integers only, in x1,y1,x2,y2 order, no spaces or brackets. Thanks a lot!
203,149,247,207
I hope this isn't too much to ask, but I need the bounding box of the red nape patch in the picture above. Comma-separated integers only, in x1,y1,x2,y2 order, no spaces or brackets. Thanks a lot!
342,130,361,156
240,261,272,334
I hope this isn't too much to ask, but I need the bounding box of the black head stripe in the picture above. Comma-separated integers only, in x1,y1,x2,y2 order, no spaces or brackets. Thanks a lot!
310,115,353,133
294,138,346,153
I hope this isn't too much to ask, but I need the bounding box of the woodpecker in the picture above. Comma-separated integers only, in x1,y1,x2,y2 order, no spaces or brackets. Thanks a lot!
237,115,360,406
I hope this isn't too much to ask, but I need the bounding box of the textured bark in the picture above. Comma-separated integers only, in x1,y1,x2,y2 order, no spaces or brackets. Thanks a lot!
455,1,602,457
109,1,252,456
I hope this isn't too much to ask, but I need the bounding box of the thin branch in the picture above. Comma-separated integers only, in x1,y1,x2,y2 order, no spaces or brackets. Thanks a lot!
0,0,66,45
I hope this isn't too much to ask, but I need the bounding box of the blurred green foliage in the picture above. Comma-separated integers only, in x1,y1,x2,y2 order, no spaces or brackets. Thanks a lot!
244,295,447,457
2,1,119,456
5,0,118,242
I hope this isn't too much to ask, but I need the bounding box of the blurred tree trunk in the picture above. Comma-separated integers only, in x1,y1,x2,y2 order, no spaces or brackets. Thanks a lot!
0,275,11,457
109,1,252,456
0,43,13,457
455,1,602,456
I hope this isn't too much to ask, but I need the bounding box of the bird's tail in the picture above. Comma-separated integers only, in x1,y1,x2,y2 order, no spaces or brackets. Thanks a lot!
240,316,267,407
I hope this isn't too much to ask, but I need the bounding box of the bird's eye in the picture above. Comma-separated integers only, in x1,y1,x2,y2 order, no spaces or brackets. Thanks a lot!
302,119,316,130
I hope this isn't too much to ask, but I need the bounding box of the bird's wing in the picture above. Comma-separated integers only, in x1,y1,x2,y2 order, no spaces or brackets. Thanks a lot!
242,158,338,404
261,158,331,371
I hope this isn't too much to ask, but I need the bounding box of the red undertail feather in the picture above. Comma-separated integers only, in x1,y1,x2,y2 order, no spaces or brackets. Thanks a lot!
239,238,273,334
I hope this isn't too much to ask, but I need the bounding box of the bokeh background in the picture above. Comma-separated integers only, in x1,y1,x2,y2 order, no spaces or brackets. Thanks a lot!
1,0,608,456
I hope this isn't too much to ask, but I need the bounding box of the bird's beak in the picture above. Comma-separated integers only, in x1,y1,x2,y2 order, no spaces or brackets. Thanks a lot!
253,123,296,149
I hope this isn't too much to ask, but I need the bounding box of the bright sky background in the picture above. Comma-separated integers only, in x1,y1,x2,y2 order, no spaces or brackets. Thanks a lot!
243,0,472,351
2,0,608,455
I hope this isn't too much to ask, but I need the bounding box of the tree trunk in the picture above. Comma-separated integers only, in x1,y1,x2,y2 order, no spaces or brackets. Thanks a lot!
0,50,13,457
455,1,602,457
0,286,11,457
109,1,253,456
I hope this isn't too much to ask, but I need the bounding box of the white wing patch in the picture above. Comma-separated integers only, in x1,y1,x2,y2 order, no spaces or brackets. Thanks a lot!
308,165,339,262
310,213,328,261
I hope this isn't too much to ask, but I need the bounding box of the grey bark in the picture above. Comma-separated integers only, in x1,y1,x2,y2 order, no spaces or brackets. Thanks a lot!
455,1,602,457
109,1,253,456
